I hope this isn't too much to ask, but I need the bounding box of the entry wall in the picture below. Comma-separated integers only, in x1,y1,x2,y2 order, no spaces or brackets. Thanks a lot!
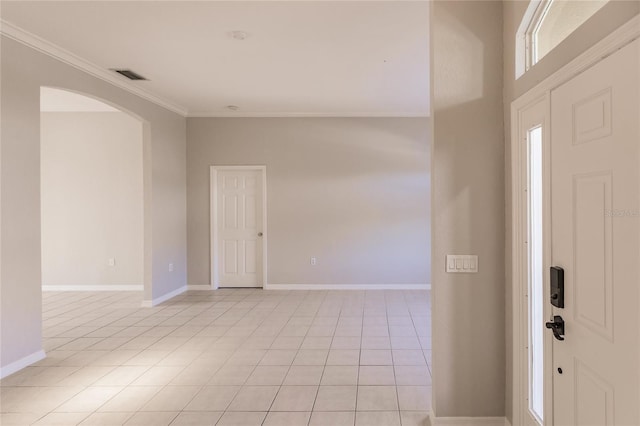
431,0,505,418
41,112,143,288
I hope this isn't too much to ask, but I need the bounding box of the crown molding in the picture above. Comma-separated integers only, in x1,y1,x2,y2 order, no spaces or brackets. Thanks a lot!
188,111,431,118
0,20,188,117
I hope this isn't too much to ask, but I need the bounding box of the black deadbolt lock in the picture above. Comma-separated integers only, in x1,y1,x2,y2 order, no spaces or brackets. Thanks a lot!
550,266,564,308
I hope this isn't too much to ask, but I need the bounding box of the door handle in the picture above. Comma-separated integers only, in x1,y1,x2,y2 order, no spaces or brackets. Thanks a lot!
258,232,263,237
545,315,565,341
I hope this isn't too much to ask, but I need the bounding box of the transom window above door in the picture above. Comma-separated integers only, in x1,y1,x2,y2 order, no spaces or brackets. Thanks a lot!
516,0,609,77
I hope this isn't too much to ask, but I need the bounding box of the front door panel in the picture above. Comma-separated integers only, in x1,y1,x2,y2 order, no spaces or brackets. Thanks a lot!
550,40,639,425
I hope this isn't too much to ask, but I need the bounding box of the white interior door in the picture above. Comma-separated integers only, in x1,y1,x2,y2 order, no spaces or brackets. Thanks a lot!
550,39,639,425
213,167,264,288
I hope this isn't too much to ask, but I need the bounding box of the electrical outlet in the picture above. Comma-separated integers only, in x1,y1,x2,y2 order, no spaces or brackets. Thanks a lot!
169,263,174,272
310,257,317,266
108,258,115,267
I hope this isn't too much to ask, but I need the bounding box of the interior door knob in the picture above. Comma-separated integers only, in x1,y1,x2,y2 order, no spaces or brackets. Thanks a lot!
258,232,263,237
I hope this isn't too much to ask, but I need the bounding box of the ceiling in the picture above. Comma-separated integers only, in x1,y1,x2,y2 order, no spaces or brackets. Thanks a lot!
1,1,430,117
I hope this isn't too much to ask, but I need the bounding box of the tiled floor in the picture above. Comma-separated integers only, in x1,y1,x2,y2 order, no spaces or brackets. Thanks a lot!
1,289,431,426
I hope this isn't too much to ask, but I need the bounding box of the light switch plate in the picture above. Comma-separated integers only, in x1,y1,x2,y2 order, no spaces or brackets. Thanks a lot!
446,255,478,273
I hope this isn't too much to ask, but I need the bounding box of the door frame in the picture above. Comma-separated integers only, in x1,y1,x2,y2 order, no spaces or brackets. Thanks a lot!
510,14,640,426
210,165,267,290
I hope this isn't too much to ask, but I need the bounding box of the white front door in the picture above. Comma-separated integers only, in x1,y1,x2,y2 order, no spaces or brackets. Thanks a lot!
212,167,265,288
550,39,639,425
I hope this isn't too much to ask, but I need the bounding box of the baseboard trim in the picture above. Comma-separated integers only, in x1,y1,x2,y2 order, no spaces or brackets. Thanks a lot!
265,283,431,290
187,285,213,291
141,285,187,307
0,350,46,379
43,285,143,292
429,413,509,426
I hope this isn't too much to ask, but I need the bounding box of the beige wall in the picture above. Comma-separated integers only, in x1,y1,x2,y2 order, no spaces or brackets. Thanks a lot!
41,112,143,287
187,118,430,287
432,0,505,417
1,36,187,373
502,1,639,422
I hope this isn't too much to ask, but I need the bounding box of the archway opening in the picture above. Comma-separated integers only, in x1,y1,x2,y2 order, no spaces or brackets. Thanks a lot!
39,87,146,299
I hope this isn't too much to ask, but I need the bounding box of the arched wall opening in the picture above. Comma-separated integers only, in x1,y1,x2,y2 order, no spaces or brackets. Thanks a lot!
1,34,187,379
39,87,152,299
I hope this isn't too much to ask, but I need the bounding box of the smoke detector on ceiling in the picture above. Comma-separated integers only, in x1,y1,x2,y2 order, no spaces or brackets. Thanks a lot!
110,69,148,81
229,31,248,41
226,105,240,111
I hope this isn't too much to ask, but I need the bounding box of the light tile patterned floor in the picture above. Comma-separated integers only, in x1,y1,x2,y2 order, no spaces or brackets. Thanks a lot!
1,289,431,426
